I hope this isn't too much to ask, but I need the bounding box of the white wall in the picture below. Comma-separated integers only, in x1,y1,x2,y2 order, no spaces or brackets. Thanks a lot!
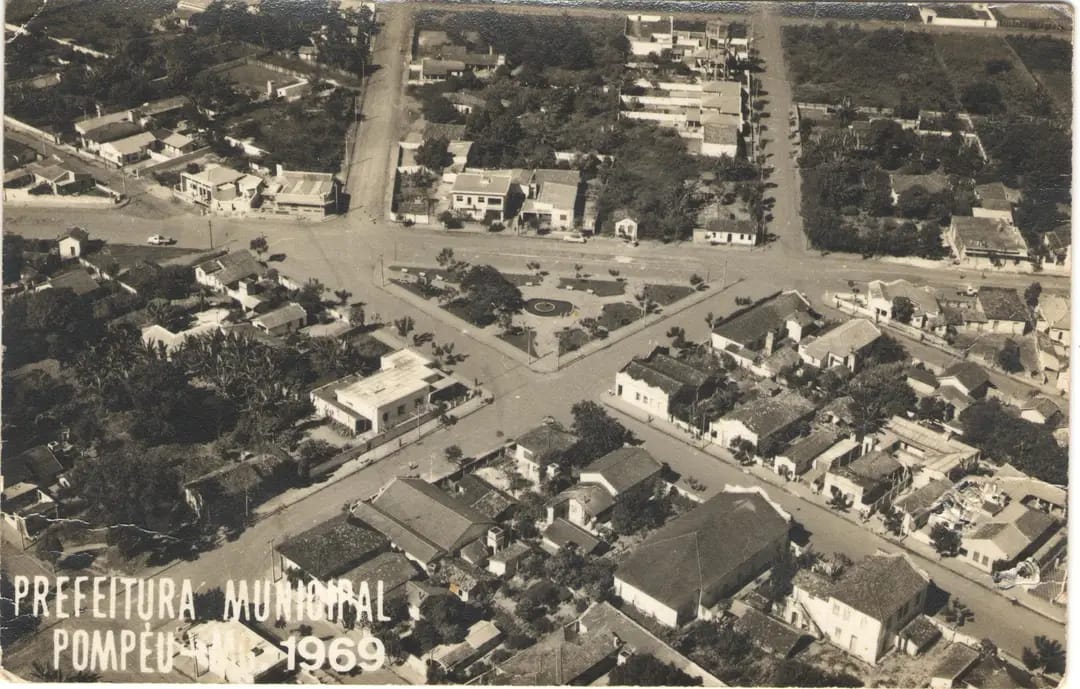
614,577,681,627
615,371,671,418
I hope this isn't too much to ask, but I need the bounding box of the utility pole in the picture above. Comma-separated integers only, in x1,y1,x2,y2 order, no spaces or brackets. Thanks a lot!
207,219,214,249
722,258,728,289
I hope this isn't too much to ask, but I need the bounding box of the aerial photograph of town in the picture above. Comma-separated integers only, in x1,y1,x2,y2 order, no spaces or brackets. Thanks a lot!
0,0,1072,686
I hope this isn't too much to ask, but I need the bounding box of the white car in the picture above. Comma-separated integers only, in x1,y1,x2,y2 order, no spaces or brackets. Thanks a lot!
563,233,586,244
147,234,175,246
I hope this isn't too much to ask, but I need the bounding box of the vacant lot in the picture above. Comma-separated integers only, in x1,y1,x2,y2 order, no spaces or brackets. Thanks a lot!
932,33,1043,117
1007,34,1072,118
783,24,956,111
221,62,292,96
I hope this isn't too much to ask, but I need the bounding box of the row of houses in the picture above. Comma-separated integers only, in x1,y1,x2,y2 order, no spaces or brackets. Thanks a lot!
620,77,746,158
408,29,505,84
73,97,197,167
178,163,342,218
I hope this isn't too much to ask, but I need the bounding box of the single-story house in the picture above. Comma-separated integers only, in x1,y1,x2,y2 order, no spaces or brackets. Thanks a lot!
709,391,816,452
960,501,1060,573
773,429,840,479
615,347,716,422
947,216,1030,266
797,318,881,372
894,478,954,535
252,302,307,336
711,291,816,371
973,287,1029,335
823,451,909,518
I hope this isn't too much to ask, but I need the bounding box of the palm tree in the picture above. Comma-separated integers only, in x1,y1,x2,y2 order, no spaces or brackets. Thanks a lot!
30,661,100,683
705,312,715,329
943,599,974,628
349,301,366,326
1023,635,1065,675
333,289,352,305
836,95,857,127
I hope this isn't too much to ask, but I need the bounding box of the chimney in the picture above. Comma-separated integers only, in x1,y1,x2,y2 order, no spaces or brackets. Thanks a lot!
267,80,275,98
764,329,776,355
861,435,877,455
95,103,103,117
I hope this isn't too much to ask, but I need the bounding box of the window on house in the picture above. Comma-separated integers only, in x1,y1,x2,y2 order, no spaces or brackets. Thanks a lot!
635,392,641,401
981,554,989,565
382,412,389,422
488,197,501,205
456,195,464,202
397,404,406,415
832,602,840,615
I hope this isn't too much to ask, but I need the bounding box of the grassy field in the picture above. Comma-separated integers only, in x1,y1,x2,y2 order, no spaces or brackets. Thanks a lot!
931,33,1044,117
1006,34,1072,119
783,24,956,111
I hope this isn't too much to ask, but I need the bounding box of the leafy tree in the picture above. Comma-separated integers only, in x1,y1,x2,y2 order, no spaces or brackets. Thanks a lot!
917,396,949,422
459,265,524,326
961,81,1004,115
333,289,352,305
295,279,326,315
419,595,477,647
609,655,702,686
996,339,1023,373
879,499,904,536
943,598,974,628
1022,635,1065,675
827,488,853,513
891,296,915,324
445,445,464,465
959,400,1067,484
567,400,633,466
770,659,862,687
1,573,40,646
847,363,916,435
72,447,188,555
930,523,961,557
416,136,454,171
1024,282,1042,308
250,235,269,257
394,316,415,338
193,588,228,621
611,482,671,535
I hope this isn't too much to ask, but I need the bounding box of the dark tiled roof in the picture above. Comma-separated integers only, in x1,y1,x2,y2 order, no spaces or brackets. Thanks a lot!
582,446,663,495
828,553,928,621
712,291,813,349
941,362,990,392
516,425,578,462
557,484,615,517
1014,508,1057,541
977,287,1029,322
196,250,265,286
895,479,953,516
931,643,980,682
4,446,65,486
453,474,517,519
962,654,1038,689
47,270,99,296
615,491,789,612
621,349,713,397
831,451,905,493
899,614,942,648
492,620,616,685
906,367,939,389
543,518,601,553
779,430,840,473
276,514,388,579
723,391,816,439
340,552,418,598
735,609,806,657
365,477,495,558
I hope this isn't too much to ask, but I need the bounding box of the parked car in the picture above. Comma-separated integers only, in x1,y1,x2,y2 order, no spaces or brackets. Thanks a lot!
563,233,586,244
147,235,175,245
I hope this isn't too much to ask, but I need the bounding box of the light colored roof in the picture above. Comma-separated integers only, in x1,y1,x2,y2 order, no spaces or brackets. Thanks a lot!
74,110,130,134
940,362,990,392
186,620,286,677
779,430,840,473
272,170,336,203
543,518,601,553
951,216,1029,254
253,302,306,330
335,349,440,411
101,131,157,156
158,130,194,149
452,172,512,196
187,164,246,187
1038,294,1070,331
890,172,950,196
869,279,941,316
515,425,578,460
967,501,1058,560
800,318,880,361
537,181,578,211
703,121,740,145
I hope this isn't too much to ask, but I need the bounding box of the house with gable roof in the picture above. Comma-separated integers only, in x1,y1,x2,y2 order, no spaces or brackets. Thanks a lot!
709,390,816,453
512,423,579,484
786,552,930,664
545,447,663,534
614,488,790,627
798,318,881,372
350,477,495,568
615,346,717,422
711,290,817,375
947,216,1030,267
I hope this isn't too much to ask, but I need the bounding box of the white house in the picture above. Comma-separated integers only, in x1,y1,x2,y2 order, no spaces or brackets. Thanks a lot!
709,391,816,452
511,423,578,484
252,302,306,336
797,318,881,372
58,227,89,259
310,349,464,435
787,553,930,664
450,172,513,221
615,348,715,422
184,620,288,683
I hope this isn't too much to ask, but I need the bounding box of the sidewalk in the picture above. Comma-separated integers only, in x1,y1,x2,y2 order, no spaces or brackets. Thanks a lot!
600,394,1067,626
254,391,491,518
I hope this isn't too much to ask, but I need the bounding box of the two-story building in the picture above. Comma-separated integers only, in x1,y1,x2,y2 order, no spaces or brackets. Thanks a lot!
545,447,663,533
797,318,881,372
787,553,931,664
510,423,579,485
450,172,514,221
